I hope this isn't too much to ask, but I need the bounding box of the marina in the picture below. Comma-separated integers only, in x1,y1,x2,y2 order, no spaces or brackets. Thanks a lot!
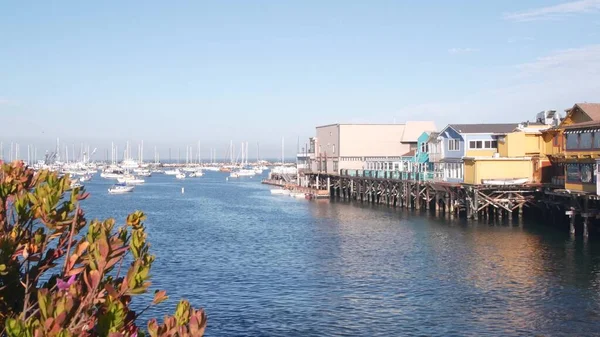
47,164,600,336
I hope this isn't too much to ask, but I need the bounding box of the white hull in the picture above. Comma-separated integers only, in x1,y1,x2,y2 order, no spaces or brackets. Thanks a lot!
117,178,145,185
100,172,124,179
481,178,529,186
204,166,220,172
108,185,135,194
270,189,290,195
290,192,306,199
165,170,180,176
175,173,186,179
189,171,204,177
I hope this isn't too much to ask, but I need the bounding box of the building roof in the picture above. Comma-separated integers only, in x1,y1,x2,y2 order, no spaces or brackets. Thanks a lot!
563,120,600,130
401,149,416,157
447,123,519,134
426,131,440,143
567,103,600,121
401,121,437,142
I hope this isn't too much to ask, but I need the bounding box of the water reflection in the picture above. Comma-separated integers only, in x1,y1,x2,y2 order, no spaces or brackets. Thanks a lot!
81,175,600,336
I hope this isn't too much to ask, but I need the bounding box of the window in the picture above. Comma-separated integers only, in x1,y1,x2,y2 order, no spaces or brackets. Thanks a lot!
580,133,593,149
332,144,336,154
553,135,559,146
595,132,600,148
566,134,579,150
469,140,498,149
566,164,596,184
333,161,339,172
420,142,428,153
469,141,482,149
448,139,459,151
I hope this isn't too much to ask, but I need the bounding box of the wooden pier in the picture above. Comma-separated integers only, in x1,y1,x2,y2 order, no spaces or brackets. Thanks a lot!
288,170,600,236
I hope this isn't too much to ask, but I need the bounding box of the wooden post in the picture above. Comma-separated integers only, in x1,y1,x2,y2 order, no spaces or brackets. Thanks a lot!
473,189,479,220
444,194,450,217
583,197,589,238
569,207,576,235
426,187,431,211
415,183,421,210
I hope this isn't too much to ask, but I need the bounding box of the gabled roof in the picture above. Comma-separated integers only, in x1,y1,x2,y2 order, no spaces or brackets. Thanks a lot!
566,103,600,121
426,131,440,143
446,123,519,134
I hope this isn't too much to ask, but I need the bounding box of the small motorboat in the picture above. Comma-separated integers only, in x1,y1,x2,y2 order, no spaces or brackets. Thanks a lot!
175,172,186,180
117,175,145,185
189,170,204,178
70,180,83,189
270,189,290,195
165,169,181,176
108,183,134,194
137,170,152,177
290,192,306,199
229,171,240,178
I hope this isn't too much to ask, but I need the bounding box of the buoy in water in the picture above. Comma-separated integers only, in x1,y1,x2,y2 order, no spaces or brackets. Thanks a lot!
226,177,229,181
181,187,185,194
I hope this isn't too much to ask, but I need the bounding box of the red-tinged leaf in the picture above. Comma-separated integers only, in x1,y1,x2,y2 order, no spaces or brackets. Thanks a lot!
65,266,85,277
105,284,119,299
152,290,169,305
88,270,101,289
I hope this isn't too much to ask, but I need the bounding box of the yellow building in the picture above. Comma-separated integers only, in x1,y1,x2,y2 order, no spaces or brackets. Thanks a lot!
463,117,557,185
551,103,600,193
463,157,533,185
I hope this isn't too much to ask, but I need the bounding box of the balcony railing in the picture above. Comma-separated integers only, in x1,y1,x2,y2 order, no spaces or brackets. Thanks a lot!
340,169,439,181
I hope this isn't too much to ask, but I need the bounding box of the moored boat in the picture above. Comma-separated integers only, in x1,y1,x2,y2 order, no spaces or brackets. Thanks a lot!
175,172,186,179
165,169,180,176
270,189,290,195
189,170,204,178
117,174,145,185
108,183,135,194
481,178,529,186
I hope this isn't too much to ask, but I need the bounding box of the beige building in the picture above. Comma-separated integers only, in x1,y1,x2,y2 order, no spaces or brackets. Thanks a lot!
303,122,436,174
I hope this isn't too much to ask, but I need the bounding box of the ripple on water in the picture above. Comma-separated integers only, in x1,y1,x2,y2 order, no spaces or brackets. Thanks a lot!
79,172,600,336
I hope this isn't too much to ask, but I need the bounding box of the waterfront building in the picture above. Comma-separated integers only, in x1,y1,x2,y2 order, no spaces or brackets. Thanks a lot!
462,122,554,185
424,132,442,181
305,122,436,175
548,103,600,193
437,123,519,182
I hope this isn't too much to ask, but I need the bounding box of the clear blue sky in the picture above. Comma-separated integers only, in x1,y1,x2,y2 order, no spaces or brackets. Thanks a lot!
1,1,599,160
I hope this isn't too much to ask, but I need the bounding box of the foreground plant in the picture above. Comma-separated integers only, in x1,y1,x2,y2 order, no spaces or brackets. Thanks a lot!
0,161,206,336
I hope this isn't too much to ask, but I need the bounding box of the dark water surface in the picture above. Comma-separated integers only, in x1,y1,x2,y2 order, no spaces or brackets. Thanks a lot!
82,172,600,336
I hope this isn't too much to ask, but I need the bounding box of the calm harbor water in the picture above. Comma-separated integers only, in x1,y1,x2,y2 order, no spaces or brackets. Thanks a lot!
81,172,600,336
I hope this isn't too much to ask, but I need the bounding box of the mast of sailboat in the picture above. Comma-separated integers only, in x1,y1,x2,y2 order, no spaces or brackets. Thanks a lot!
282,137,284,165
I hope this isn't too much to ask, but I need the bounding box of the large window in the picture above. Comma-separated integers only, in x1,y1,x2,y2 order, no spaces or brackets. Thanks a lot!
566,163,596,184
469,140,498,149
595,132,600,148
420,142,428,153
566,134,579,150
580,133,593,149
448,139,459,151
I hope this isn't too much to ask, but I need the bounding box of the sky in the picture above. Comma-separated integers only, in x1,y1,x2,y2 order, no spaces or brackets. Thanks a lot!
1,0,600,160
